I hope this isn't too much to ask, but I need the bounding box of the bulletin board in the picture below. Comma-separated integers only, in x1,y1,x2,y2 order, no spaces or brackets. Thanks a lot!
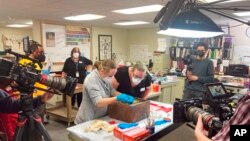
1,34,26,54
130,45,148,63
42,23,91,63
232,45,250,64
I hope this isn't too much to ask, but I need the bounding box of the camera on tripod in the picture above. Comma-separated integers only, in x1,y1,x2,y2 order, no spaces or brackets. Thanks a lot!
173,83,236,137
0,36,78,96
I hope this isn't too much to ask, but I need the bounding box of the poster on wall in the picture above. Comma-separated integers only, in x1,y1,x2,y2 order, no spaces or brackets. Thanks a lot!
65,26,91,59
42,24,67,62
130,45,148,63
42,24,91,62
46,32,55,47
98,35,112,61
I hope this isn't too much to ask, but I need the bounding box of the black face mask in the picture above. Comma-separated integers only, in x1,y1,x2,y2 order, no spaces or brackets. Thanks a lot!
197,51,205,57
35,54,46,62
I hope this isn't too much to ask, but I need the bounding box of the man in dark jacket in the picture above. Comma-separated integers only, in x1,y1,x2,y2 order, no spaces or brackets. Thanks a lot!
182,42,214,100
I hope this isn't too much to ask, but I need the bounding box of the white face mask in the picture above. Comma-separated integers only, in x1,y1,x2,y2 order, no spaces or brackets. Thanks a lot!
104,77,112,84
132,77,142,85
73,52,79,58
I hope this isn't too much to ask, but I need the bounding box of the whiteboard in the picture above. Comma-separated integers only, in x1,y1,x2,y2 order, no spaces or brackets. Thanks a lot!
233,45,250,64
42,24,91,63
130,45,148,63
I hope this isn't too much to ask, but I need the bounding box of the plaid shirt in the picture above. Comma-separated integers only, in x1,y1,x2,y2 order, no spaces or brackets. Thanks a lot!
212,93,250,141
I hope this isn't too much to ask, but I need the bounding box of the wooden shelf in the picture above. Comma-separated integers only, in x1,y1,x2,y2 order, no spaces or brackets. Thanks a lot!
45,84,83,126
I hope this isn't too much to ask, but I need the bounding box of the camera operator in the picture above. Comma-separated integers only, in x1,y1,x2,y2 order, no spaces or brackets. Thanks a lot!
0,79,54,113
183,42,214,100
18,41,49,141
195,92,250,141
0,77,54,141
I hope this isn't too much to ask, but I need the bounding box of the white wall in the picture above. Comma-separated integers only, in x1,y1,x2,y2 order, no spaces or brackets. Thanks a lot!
0,27,33,52
92,27,128,62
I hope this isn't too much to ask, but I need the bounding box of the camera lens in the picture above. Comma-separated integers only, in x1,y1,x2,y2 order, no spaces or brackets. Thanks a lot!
186,106,215,128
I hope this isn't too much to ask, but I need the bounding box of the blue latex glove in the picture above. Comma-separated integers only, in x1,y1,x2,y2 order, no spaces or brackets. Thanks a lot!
42,70,50,75
116,93,134,104
155,119,169,126
118,123,138,129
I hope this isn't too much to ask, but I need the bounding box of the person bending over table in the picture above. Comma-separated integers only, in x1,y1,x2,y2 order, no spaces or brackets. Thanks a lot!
112,61,152,99
75,60,134,124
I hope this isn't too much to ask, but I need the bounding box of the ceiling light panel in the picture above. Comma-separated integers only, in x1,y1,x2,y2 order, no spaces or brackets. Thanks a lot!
113,21,149,25
113,4,164,14
64,14,106,21
6,24,31,28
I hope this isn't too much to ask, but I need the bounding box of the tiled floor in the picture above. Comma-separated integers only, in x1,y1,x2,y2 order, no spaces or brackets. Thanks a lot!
45,117,71,141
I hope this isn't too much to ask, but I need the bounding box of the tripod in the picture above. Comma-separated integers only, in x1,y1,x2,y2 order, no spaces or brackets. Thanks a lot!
13,92,52,141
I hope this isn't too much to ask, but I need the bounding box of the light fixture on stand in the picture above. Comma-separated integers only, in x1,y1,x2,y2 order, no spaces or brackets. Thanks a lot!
157,9,224,38
155,0,250,38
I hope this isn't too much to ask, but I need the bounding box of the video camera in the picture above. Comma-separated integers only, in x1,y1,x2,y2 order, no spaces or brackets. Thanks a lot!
173,83,236,137
0,36,77,96
182,50,203,71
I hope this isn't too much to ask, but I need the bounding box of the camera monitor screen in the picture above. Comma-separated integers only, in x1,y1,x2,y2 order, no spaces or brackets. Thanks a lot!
206,83,228,98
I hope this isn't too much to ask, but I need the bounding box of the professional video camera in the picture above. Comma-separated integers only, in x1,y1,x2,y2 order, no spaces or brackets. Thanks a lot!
182,49,204,71
0,36,77,96
173,83,236,138
0,36,78,141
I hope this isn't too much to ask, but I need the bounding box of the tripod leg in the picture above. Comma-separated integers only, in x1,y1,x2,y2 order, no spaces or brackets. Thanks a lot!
13,117,27,141
33,115,52,141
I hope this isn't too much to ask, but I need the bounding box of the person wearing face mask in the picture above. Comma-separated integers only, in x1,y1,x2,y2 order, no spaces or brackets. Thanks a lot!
18,41,50,141
62,47,93,107
112,61,152,99
182,42,214,100
75,60,134,123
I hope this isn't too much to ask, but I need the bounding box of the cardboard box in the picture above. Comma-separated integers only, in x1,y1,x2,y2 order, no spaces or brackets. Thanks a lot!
108,98,150,123
123,127,150,141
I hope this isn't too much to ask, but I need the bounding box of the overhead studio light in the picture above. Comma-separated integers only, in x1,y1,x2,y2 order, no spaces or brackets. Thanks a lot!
158,10,224,38
113,4,164,14
64,14,106,21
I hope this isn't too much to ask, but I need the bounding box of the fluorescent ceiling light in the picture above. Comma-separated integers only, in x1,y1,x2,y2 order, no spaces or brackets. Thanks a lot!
6,24,31,28
113,21,149,26
113,4,163,14
234,11,250,17
157,29,224,38
64,14,106,21
26,21,33,25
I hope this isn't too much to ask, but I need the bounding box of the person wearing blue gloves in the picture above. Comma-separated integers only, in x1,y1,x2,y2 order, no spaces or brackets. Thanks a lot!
75,59,134,124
